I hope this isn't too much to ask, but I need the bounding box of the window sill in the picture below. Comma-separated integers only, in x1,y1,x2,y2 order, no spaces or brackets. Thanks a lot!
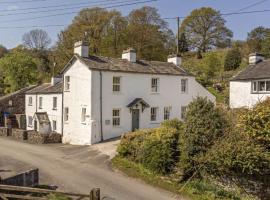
150,92,160,95
150,122,160,125
28,105,33,106
52,108,58,111
81,122,87,125
112,125,122,128
64,90,70,92
251,91,270,94
39,108,43,109
112,92,122,95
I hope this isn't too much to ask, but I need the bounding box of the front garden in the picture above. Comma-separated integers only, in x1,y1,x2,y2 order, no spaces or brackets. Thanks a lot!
113,97,270,200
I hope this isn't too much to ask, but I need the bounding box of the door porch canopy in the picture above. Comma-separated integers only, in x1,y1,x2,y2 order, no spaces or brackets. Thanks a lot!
127,98,150,112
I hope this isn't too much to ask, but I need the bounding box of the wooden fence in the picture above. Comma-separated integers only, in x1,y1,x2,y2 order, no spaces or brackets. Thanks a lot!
0,184,100,200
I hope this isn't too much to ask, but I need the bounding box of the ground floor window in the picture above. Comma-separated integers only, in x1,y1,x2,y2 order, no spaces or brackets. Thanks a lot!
81,107,87,123
52,120,57,131
112,109,120,126
252,80,270,93
28,116,33,127
164,106,171,120
151,107,158,121
181,106,187,120
64,107,69,122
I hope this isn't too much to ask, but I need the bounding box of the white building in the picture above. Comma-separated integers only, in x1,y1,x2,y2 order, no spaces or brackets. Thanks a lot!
25,78,63,134
61,41,215,145
230,53,270,108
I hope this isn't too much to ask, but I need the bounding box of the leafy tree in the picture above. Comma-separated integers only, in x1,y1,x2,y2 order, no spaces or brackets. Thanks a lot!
22,29,52,50
178,32,189,53
0,50,38,93
179,97,227,179
262,32,270,58
180,7,233,57
224,48,242,71
247,26,270,53
0,45,8,58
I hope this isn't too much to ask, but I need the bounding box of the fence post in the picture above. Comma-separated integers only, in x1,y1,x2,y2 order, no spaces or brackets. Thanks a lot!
90,188,100,200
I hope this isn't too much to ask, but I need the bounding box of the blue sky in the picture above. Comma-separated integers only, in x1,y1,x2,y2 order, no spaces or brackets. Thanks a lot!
0,0,270,49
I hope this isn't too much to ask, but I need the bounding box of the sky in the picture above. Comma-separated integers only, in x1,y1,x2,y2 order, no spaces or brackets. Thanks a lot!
0,0,270,49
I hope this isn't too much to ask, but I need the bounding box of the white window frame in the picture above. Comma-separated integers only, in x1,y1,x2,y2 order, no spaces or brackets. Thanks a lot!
151,78,159,93
28,96,33,106
164,106,171,120
64,107,69,122
28,116,33,127
39,97,43,109
181,79,188,93
113,76,121,93
181,106,187,120
8,100,13,107
52,120,57,131
81,107,87,123
65,76,70,91
150,107,158,121
112,109,121,127
53,97,57,110
251,79,270,93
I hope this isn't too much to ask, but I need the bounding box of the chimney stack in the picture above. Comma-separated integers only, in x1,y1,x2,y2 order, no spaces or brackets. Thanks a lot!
249,53,264,65
122,48,136,63
167,54,182,66
74,41,89,58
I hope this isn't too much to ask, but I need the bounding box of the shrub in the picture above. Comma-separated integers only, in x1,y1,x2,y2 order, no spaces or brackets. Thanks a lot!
161,118,183,131
179,97,228,179
224,48,242,71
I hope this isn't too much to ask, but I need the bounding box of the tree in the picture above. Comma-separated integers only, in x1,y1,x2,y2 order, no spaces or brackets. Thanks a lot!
178,32,189,53
247,26,270,53
180,7,233,57
224,48,242,71
0,45,8,58
22,29,52,50
0,50,38,93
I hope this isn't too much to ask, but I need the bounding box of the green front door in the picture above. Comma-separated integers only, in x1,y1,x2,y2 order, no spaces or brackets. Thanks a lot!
132,109,140,131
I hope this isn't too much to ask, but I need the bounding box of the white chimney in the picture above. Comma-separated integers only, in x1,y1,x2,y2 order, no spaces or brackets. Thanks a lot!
51,76,62,86
167,54,182,66
74,41,89,58
249,53,264,65
122,48,136,63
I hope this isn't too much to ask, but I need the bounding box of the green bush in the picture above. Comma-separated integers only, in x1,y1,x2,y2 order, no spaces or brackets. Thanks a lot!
224,48,242,71
161,118,183,131
179,97,228,179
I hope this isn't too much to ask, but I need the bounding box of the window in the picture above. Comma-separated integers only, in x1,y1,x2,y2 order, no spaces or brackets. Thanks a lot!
52,120,57,131
28,96,33,106
65,76,70,91
53,97,57,110
28,116,33,127
64,107,69,122
39,97,43,109
150,107,158,121
8,100,13,107
113,77,121,92
181,106,187,120
112,109,120,126
252,81,257,92
164,107,171,120
252,80,270,93
151,78,159,93
81,108,87,123
181,79,188,93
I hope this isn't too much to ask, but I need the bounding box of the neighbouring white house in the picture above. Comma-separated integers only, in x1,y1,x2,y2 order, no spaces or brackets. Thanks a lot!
230,53,270,108
61,41,215,145
25,77,63,134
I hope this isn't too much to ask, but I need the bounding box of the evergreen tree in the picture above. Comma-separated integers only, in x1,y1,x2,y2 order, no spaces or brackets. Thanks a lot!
224,48,242,71
178,32,189,53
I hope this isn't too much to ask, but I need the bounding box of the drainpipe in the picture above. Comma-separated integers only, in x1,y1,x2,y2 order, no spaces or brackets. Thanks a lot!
99,71,104,142
61,92,64,136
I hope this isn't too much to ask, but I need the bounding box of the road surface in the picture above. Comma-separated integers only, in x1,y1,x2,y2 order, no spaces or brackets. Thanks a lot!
0,137,184,200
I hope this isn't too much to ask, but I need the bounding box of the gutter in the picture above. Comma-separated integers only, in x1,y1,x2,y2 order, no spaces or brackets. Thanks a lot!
99,71,104,142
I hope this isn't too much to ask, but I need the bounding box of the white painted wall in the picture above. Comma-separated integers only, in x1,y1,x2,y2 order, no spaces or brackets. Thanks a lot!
25,93,62,134
62,59,215,145
230,81,270,108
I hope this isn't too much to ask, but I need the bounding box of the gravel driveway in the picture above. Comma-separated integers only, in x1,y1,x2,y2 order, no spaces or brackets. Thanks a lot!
0,137,184,200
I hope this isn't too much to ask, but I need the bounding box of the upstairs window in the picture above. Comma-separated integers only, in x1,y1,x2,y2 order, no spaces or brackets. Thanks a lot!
151,78,159,93
53,97,57,110
39,97,43,109
113,77,121,92
181,79,188,93
81,108,87,123
64,107,69,122
65,76,70,91
181,106,187,120
28,96,33,106
150,107,158,121
164,107,171,120
112,109,120,127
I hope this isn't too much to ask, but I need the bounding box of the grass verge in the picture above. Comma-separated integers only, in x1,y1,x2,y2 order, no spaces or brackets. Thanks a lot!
112,156,255,200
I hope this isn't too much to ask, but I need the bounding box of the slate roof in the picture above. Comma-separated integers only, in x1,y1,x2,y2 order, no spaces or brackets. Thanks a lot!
0,85,37,102
26,82,63,94
62,55,192,76
127,98,150,108
231,60,270,81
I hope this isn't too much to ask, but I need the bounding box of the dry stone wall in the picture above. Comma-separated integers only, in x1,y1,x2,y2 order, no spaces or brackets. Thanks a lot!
27,131,62,144
0,127,11,137
11,129,27,141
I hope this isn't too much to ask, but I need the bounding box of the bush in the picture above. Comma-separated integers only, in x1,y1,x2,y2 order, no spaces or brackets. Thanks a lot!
237,98,270,150
224,48,242,71
179,97,228,179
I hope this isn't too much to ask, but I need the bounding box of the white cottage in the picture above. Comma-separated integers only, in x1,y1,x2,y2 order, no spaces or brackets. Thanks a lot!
230,53,270,108
25,78,63,134
61,41,215,145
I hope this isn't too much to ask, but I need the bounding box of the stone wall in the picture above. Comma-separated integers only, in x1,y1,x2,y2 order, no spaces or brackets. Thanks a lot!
11,129,28,141
0,169,39,187
28,131,62,144
0,127,11,137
